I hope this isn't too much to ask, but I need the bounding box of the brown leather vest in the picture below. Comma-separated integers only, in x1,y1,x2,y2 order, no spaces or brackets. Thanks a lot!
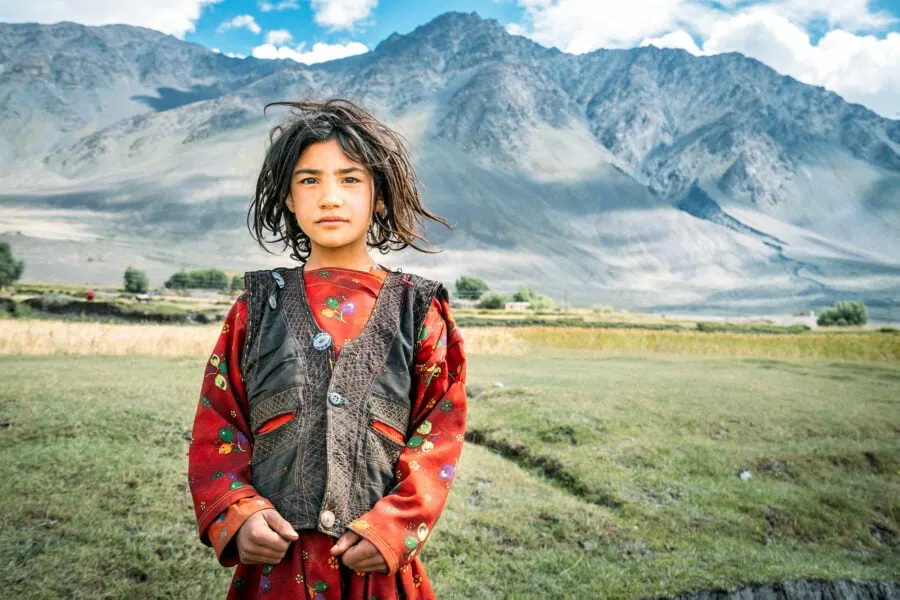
240,265,445,536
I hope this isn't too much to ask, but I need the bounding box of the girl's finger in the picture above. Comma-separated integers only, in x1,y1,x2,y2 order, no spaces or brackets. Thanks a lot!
345,542,378,561
244,549,286,564
354,561,387,573
344,554,386,571
330,531,361,555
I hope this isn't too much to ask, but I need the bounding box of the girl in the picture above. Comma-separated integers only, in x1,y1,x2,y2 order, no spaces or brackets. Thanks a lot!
188,99,467,599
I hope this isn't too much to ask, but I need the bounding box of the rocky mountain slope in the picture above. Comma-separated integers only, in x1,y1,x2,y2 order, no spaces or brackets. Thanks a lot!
1,12,898,318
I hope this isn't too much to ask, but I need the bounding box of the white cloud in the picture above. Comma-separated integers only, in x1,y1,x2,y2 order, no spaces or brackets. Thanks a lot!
0,0,221,39
211,46,246,59
265,29,293,45
769,0,896,31
510,0,719,53
509,0,900,118
251,40,369,64
641,30,702,55
508,0,896,50
258,0,299,11
506,22,528,37
310,0,378,31
701,10,900,118
217,14,261,35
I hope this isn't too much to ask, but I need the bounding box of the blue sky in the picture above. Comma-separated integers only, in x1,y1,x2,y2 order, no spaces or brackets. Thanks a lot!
185,0,900,57
186,1,526,59
1,0,898,117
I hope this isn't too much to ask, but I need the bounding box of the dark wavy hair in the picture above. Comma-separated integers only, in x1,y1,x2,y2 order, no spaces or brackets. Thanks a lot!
247,98,451,263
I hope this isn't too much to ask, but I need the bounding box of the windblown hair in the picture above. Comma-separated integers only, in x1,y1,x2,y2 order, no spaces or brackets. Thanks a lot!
248,98,451,263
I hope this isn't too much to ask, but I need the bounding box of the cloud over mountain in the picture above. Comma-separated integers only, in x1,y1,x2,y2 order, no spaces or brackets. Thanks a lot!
0,12,897,318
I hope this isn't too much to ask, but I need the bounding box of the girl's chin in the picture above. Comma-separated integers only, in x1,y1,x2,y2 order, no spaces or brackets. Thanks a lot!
308,235,358,249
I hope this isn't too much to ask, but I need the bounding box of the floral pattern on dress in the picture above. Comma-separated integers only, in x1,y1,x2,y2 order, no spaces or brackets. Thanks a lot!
188,266,467,600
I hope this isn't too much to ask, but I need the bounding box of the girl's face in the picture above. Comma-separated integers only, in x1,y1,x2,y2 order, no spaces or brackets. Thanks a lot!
286,138,385,261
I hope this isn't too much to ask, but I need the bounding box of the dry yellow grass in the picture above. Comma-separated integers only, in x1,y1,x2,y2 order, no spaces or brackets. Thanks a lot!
0,320,223,357
1,320,896,360
0,321,529,357
458,327,529,355
517,327,900,361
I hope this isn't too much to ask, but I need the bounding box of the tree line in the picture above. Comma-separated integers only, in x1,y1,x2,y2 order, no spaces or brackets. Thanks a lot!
0,242,877,324
455,276,554,310
123,266,243,293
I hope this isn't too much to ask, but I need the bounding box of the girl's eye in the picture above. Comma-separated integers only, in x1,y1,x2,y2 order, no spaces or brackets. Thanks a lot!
298,177,359,184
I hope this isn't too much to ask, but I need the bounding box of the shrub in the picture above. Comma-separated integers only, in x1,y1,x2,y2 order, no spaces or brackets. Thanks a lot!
512,287,535,302
166,271,191,289
455,276,489,300
123,266,149,293
817,301,867,326
477,291,507,309
165,269,229,290
528,294,555,311
696,321,810,334
35,293,75,311
231,274,244,292
0,242,24,288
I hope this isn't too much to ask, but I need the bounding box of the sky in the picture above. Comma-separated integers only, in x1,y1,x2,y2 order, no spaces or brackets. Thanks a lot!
1,0,899,118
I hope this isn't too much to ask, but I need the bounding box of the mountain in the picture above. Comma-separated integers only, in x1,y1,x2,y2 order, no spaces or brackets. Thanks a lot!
0,21,290,161
1,12,898,319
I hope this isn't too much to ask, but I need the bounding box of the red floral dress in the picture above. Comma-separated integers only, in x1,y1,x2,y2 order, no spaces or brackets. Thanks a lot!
188,265,467,599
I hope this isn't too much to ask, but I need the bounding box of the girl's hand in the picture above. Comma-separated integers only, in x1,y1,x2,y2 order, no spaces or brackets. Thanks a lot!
330,531,389,574
235,508,299,565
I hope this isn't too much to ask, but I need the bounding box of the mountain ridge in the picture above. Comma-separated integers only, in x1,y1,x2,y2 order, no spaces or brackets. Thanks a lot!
0,12,897,318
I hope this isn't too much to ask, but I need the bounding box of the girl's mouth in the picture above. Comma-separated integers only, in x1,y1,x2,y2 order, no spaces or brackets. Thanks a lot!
317,219,347,227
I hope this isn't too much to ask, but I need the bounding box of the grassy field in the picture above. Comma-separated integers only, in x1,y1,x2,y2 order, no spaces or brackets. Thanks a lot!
1,332,898,599
2,319,898,361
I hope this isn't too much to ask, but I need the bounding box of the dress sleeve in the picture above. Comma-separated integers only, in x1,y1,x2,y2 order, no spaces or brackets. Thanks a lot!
206,495,275,565
347,293,468,576
187,294,271,567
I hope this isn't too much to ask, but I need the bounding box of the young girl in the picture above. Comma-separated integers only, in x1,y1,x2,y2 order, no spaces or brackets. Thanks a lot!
188,98,467,599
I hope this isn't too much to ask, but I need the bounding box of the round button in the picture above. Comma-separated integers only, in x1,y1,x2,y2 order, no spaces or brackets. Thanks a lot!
319,510,335,528
268,295,277,309
312,332,332,351
327,392,345,406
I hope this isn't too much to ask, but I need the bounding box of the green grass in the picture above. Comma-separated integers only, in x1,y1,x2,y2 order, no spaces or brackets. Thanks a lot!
0,353,897,598
456,315,689,331
0,296,230,324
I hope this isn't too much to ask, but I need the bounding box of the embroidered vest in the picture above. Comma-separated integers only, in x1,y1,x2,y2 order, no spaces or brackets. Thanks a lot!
240,265,446,536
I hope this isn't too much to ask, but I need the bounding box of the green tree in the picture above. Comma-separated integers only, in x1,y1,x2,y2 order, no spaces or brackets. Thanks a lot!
165,269,229,290
0,242,24,288
528,293,555,311
188,269,229,290
165,271,191,289
231,274,244,292
477,291,507,309
455,276,489,300
817,300,868,326
512,286,536,302
123,266,149,293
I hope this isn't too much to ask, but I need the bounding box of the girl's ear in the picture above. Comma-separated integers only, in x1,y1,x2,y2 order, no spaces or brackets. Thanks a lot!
285,192,296,214
374,196,386,216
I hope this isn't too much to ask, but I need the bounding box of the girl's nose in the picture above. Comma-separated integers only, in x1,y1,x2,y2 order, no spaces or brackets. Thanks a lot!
319,179,343,206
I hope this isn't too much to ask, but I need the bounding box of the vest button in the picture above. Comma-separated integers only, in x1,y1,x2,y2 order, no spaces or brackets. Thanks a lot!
319,510,335,528
313,332,332,351
268,295,277,309
327,392,345,406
